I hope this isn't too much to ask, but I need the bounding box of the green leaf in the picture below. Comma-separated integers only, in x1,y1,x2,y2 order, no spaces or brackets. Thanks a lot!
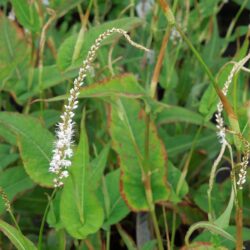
60,123,104,239
0,16,30,83
232,0,250,10
17,65,78,104
159,130,218,157
116,224,137,250
199,37,249,119
11,0,41,32
199,63,232,119
0,166,34,214
157,105,214,129
0,219,37,250
57,17,144,71
0,144,19,170
31,110,61,129
0,124,17,145
109,98,169,211
168,162,189,204
141,240,157,250
102,169,130,228
89,144,110,190
13,187,47,214
46,229,66,250
0,112,54,187
214,188,234,229
47,191,63,230
47,74,145,102
80,232,102,250
193,182,231,214
50,0,84,18
194,226,250,249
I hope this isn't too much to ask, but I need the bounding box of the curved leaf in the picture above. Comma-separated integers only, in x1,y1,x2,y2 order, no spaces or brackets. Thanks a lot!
0,166,34,214
0,219,37,250
0,112,54,187
214,188,235,229
185,221,236,246
46,74,145,102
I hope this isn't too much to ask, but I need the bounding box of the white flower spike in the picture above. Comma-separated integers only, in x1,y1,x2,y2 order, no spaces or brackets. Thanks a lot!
50,28,149,187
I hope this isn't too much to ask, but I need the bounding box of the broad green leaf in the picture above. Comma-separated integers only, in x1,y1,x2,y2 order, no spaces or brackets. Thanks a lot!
109,98,169,211
0,166,34,214
0,112,54,187
47,74,145,102
193,182,231,214
157,105,214,129
0,124,16,145
57,17,144,71
159,130,218,157
0,219,37,250
60,123,104,239
102,169,130,228
11,0,41,32
0,16,30,83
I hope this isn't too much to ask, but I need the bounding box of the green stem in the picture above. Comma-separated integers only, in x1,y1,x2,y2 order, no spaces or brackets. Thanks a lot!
162,206,171,250
9,211,21,233
38,189,57,250
170,211,176,250
144,113,164,250
130,0,135,17
106,228,111,250
236,189,243,250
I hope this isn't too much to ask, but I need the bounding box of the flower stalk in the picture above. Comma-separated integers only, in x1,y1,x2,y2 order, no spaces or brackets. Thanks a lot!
50,28,149,187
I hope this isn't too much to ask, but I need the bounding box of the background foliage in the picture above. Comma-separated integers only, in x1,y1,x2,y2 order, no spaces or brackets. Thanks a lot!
0,0,249,249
